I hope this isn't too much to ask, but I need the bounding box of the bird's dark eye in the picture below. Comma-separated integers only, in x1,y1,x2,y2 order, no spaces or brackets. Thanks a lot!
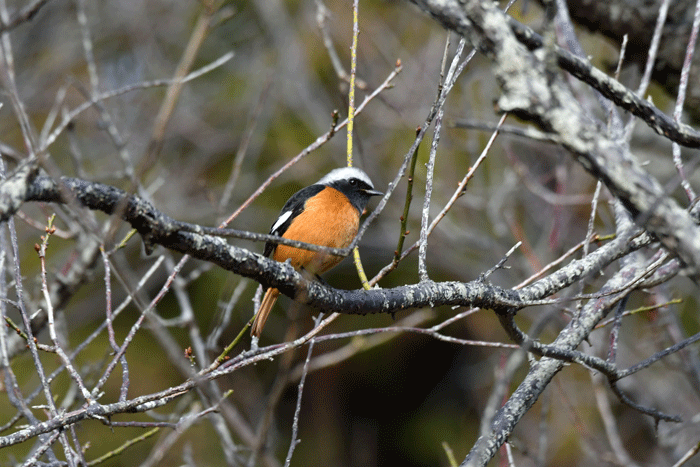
349,179,357,186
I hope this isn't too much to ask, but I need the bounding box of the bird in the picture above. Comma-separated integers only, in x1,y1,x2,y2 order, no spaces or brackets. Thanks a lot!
251,167,383,337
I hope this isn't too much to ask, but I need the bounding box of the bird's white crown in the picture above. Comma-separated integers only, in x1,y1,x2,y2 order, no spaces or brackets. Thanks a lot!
317,167,374,188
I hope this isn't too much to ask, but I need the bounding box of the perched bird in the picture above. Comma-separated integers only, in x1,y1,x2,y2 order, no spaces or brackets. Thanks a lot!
251,167,382,337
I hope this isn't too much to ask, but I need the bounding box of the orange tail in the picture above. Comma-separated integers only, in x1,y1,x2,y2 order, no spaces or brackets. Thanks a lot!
251,288,280,337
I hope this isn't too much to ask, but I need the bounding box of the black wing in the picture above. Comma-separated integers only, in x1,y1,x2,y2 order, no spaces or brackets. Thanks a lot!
263,184,325,258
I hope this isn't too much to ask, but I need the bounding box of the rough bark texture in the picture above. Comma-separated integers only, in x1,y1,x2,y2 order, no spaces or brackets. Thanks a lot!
554,0,700,120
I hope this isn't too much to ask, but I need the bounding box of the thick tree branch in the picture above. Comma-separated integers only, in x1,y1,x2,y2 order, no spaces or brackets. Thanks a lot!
505,16,700,148
465,255,678,466
549,0,700,120
405,0,700,282
0,174,646,318
17,175,523,314
398,1,700,466
1,170,686,461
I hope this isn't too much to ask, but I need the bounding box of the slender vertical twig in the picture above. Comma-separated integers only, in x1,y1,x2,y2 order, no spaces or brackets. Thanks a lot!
346,0,359,168
38,216,93,402
624,0,672,142
346,0,374,290
101,247,130,401
284,339,315,467
75,0,134,179
671,0,700,202
418,35,465,281
393,128,421,264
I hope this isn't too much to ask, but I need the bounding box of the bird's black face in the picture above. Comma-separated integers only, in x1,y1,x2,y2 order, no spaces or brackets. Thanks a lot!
329,177,383,213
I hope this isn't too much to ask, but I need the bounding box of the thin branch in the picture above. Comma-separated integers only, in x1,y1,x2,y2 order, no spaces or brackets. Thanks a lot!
0,0,51,34
417,34,457,281
38,215,93,402
140,5,219,178
284,339,314,467
505,15,700,149
42,52,235,152
221,62,402,228
101,247,130,402
671,440,700,467
670,0,700,201
591,373,640,467
620,0,673,146
617,330,700,380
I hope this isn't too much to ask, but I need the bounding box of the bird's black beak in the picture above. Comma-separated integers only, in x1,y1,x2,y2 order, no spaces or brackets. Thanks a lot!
365,189,383,197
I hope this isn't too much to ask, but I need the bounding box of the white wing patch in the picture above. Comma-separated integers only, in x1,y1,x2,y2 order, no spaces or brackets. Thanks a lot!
271,210,293,235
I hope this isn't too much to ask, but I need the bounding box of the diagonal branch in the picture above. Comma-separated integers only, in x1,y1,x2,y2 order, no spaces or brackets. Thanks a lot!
0,174,635,317
405,0,700,282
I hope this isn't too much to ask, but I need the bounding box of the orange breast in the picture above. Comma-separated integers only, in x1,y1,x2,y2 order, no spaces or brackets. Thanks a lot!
273,187,360,275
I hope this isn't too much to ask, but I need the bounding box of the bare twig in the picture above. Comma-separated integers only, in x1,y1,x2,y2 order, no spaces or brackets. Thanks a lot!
38,215,93,402
284,339,315,467
671,440,700,467
670,0,700,202
221,63,402,228
42,52,235,151
101,247,130,401
0,0,51,34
